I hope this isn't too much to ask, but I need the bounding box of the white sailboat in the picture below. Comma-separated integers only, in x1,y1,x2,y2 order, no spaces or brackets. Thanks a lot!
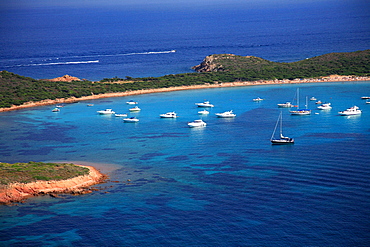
290,88,311,115
271,112,294,144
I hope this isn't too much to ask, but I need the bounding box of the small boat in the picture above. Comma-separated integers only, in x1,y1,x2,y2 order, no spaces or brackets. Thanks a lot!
52,108,60,112
253,97,264,101
129,106,141,112
315,100,322,104
123,117,139,123
56,104,64,108
195,101,214,108
198,110,209,115
290,90,311,115
277,102,294,108
160,112,178,118
338,106,362,116
215,110,236,118
361,96,370,99
126,100,138,105
87,104,94,107
115,113,128,117
97,109,115,114
188,119,207,128
317,103,332,110
271,112,294,145
366,100,370,104
310,97,317,101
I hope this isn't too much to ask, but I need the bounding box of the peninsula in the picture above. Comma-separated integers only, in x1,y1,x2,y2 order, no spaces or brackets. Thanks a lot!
0,50,369,112
0,162,108,204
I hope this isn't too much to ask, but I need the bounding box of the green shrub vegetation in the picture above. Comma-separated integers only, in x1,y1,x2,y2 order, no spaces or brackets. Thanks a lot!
0,162,90,185
0,50,369,108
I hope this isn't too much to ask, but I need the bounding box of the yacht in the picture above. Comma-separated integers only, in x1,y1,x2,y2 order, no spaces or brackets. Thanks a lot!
198,110,209,115
277,102,294,108
160,112,178,118
115,113,128,117
123,117,139,123
338,106,362,116
271,112,294,145
188,119,207,128
126,100,138,105
290,89,311,115
215,110,236,118
253,97,264,102
317,103,332,110
195,101,214,107
129,106,141,112
97,109,115,114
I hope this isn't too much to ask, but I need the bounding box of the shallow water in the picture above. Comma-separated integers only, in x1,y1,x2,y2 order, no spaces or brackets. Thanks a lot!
1,82,369,246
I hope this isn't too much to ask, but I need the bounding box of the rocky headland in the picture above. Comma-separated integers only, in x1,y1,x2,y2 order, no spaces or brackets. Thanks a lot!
0,165,108,205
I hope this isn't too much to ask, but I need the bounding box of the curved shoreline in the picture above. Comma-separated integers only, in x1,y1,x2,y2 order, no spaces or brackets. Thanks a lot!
1,75,369,112
0,165,108,205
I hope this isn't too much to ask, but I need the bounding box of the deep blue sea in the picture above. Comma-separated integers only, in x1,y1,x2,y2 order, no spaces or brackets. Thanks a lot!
1,1,370,246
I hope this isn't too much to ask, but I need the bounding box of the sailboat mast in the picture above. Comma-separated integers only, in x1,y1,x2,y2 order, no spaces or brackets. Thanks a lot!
280,112,283,136
297,88,299,108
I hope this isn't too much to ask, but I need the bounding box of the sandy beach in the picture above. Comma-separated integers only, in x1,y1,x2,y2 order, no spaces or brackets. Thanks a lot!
0,164,108,205
1,75,369,113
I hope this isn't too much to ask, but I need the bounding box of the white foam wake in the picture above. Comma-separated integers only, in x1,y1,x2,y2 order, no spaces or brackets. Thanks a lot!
16,60,100,67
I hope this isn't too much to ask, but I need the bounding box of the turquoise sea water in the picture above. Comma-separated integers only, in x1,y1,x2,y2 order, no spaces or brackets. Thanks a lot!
1,82,370,246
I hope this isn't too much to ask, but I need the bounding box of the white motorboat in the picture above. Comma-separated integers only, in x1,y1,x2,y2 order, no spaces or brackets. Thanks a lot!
361,96,370,99
366,100,370,104
215,110,236,118
338,106,362,116
115,113,128,117
310,97,317,101
195,101,214,107
317,103,332,110
271,112,294,145
253,97,264,101
126,100,138,105
129,106,141,112
277,102,294,108
198,110,209,115
97,109,115,114
188,119,207,128
123,117,139,123
160,112,178,118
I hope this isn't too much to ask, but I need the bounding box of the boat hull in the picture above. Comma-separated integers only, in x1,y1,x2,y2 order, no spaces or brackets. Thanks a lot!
271,139,294,145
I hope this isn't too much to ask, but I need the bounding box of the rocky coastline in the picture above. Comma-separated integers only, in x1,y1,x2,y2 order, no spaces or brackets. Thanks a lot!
0,165,108,205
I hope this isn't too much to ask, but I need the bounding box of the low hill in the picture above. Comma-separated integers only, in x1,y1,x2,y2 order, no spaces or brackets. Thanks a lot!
192,50,370,80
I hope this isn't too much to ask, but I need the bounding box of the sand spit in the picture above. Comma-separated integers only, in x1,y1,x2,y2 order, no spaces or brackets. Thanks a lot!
0,165,108,205
1,75,369,112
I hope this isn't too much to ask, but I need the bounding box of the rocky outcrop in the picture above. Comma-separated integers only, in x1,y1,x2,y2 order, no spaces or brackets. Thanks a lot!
0,165,108,205
192,54,229,72
46,75,81,82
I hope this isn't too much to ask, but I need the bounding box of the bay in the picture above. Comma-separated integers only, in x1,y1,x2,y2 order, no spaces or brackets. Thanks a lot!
0,82,370,246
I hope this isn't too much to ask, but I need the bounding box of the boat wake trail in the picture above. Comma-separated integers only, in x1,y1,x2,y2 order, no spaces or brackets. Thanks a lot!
13,60,100,67
2,50,176,68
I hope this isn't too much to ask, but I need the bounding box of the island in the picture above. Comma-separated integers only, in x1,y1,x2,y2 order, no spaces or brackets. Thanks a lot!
0,50,369,112
0,162,108,204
